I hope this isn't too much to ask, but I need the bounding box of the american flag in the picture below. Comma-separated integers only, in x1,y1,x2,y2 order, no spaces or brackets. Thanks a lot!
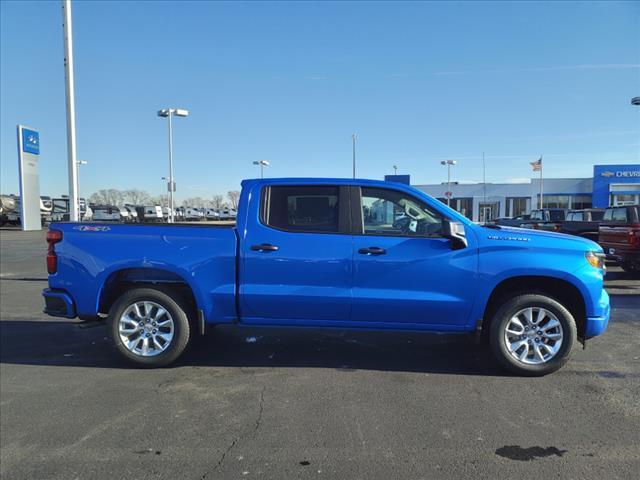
530,157,542,171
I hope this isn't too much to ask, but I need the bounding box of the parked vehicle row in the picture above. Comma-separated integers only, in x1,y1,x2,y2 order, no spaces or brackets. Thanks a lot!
87,205,237,223
1,192,240,226
494,205,640,273
1,195,92,226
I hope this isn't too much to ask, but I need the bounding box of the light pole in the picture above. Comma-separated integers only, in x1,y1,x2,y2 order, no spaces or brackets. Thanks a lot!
75,160,87,213
157,108,189,223
393,165,398,175
440,160,457,207
352,133,358,179
62,0,79,221
253,160,269,178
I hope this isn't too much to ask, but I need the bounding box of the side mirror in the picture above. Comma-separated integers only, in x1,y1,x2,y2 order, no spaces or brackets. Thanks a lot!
442,219,468,250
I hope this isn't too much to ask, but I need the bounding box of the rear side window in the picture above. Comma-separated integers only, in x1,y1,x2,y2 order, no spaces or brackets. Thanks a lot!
549,210,565,221
263,186,340,233
591,211,604,221
612,208,628,222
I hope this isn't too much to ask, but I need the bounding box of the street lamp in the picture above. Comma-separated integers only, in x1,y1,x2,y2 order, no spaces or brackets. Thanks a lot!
632,97,640,106
157,107,189,223
393,165,398,175
253,160,270,178
440,160,457,207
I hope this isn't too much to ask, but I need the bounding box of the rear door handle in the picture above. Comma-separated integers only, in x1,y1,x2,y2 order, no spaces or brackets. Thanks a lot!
358,247,386,256
250,243,279,252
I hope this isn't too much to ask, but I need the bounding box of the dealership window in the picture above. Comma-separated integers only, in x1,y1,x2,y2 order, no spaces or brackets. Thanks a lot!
454,198,473,219
541,195,570,209
506,197,528,217
611,194,639,206
571,195,592,209
479,202,500,223
609,184,640,206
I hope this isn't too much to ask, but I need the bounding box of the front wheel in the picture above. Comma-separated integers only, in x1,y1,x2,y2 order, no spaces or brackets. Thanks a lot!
107,287,192,368
489,294,576,376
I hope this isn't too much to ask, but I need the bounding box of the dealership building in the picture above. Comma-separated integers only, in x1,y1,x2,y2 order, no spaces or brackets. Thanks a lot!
385,164,640,223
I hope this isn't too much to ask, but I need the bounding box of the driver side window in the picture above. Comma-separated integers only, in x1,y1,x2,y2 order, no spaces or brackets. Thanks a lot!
361,187,444,237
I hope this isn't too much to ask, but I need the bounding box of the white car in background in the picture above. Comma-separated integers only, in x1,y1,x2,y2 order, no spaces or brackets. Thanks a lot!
40,196,53,215
117,206,130,222
218,208,237,220
92,205,121,222
184,207,203,221
205,208,220,220
143,205,163,222
123,205,139,223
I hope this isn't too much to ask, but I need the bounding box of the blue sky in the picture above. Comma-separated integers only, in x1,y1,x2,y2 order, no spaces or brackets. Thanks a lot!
1,0,639,200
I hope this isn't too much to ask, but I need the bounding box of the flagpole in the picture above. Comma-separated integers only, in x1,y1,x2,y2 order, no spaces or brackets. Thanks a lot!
482,152,487,223
540,155,544,208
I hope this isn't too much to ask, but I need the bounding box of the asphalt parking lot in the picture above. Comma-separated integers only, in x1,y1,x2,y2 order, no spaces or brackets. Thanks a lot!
1,229,639,480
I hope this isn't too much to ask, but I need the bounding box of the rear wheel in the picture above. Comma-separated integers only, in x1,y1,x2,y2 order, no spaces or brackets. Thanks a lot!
489,294,576,376
107,287,191,367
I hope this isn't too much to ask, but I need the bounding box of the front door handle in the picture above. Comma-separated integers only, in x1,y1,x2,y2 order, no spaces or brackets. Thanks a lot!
358,247,386,256
251,243,279,252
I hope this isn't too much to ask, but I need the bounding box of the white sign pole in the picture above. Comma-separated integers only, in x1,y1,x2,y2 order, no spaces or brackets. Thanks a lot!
62,0,79,221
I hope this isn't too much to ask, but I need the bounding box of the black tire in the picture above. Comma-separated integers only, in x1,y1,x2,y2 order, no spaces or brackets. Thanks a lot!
107,287,191,368
489,294,576,376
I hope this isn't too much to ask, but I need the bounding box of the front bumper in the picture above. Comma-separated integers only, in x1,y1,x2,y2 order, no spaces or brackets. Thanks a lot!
584,289,610,338
42,288,76,318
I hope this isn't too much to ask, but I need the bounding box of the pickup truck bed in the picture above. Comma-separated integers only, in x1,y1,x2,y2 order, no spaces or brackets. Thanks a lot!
45,223,238,324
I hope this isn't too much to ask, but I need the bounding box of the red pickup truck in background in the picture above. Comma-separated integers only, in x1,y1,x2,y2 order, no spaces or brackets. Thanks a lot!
598,205,640,274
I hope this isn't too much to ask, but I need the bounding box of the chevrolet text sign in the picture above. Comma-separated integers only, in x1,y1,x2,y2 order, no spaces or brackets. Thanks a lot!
600,170,640,178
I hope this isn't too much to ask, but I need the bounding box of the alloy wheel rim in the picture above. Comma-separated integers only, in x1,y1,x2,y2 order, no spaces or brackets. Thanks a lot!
503,307,563,365
118,301,174,357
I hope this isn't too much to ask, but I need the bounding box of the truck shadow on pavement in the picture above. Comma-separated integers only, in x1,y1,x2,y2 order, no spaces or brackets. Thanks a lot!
0,320,510,376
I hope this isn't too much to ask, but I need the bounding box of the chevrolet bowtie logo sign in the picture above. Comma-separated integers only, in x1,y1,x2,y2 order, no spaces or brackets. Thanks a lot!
600,171,615,177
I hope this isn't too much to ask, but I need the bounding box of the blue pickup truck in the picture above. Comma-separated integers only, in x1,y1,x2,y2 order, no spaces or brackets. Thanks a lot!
42,178,610,375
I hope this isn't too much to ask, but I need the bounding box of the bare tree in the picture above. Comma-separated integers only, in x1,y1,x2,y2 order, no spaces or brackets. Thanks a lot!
122,189,150,206
182,197,208,208
149,195,165,207
211,194,224,210
227,191,240,210
105,189,123,206
88,190,107,205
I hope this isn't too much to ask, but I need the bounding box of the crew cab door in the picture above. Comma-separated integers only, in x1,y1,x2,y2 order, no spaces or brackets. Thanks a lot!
351,186,477,328
240,184,353,323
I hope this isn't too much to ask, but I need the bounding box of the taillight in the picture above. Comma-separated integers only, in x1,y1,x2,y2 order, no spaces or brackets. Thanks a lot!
553,224,561,232
46,229,63,274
